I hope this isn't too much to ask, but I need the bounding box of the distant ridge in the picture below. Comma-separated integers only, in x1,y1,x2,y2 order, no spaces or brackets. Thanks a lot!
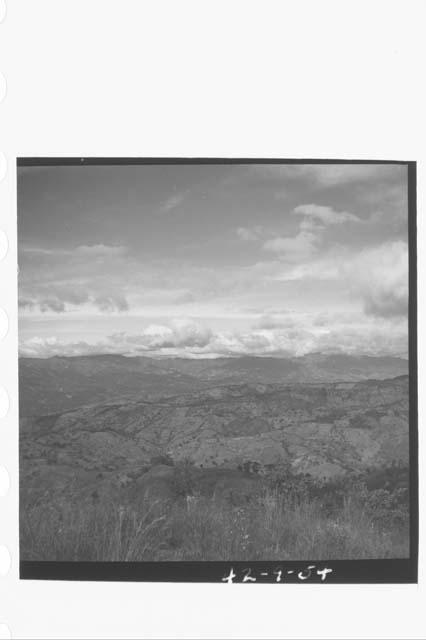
20,375,409,480
19,353,408,417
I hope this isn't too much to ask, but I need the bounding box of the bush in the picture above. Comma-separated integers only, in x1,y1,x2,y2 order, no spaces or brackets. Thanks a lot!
361,487,409,528
150,454,174,467
172,459,199,497
20,471,409,562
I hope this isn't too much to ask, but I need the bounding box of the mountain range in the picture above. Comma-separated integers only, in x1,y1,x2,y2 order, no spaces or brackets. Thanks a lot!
19,352,408,416
19,354,409,506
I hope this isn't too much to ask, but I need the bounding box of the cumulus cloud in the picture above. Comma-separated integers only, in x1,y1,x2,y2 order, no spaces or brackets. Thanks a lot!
39,299,66,313
93,294,129,312
19,286,128,314
261,195,408,321
263,228,318,262
345,241,408,318
19,285,90,313
236,226,265,242
19,337,104,358
19,242,131,313
19,313,408,360
364,293,407,318
75,244,127,257
270,240,409,320
111,320,213,351
18,298,35,310
293,204,361,225
262,203,360,262
20,320,214,358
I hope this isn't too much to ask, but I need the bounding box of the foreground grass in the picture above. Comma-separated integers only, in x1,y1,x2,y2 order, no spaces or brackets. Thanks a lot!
20,489,409,561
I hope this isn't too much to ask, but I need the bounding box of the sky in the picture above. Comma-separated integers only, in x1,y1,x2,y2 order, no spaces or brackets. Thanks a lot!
18,162,409,359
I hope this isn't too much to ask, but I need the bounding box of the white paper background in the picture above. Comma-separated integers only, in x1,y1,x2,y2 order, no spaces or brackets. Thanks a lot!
0,1,425,638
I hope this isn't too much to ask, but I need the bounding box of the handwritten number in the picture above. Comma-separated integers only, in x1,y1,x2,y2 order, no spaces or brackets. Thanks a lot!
297,565,316,580
242,567,256,582
317,567,333,581
222,565,332,583
273,567,283,582
222,567,236,584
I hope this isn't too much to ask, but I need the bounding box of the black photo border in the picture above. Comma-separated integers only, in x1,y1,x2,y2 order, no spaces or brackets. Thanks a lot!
17,158,418,584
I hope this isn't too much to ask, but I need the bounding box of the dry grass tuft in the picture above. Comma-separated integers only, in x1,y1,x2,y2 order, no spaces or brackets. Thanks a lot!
20,488,409,561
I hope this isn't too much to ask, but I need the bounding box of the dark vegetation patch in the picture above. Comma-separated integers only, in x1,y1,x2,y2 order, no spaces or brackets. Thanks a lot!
20,460,409,561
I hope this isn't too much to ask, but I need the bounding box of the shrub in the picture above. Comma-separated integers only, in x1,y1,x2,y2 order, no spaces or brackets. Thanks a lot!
150,453,174,467
172,459,198,497
20,464,410,562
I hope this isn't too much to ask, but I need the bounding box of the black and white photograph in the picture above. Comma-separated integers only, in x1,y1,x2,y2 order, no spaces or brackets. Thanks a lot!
2,0,426,636
17,160,416,576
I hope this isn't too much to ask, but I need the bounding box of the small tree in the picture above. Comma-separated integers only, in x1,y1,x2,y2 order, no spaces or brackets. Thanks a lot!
173,458,198,497
150,453,174,467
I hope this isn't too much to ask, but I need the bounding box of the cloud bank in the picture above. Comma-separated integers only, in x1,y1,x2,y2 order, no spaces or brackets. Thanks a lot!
19,314,407,360
18,163,409,359
262,203,361,263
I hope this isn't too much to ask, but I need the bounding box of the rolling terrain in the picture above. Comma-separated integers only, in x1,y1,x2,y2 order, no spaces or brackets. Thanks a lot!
20,359,409,501
19,354,410,560
19,352,408,416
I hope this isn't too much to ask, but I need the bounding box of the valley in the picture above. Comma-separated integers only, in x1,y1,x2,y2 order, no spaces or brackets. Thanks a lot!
19,354,411,561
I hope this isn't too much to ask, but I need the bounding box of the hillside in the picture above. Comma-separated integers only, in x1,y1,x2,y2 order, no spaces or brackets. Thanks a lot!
20,375,409,504
19,356,410,561
19,353,408,416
